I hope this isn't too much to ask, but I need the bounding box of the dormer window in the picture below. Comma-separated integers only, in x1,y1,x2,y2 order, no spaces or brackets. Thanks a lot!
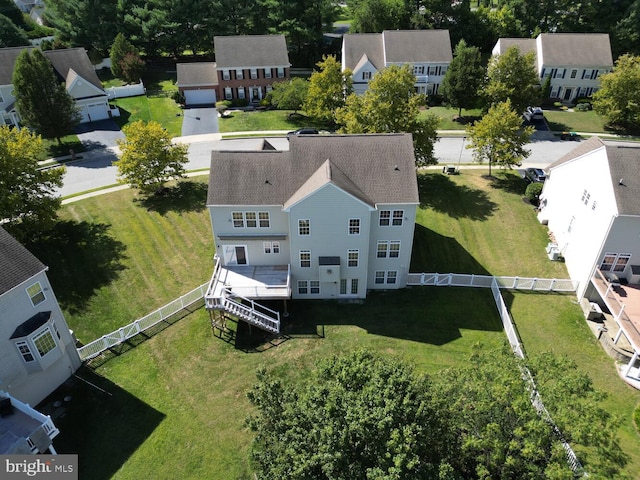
363,71,371,80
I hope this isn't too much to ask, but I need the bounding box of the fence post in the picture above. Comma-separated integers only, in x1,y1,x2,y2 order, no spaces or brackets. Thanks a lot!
421,273,425,285
448,273,452,286
532,278,538,290
512,276,518,289
550,279,555,291
471,273,475,287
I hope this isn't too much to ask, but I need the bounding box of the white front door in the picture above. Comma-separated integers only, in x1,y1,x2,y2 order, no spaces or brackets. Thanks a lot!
222,245,248,265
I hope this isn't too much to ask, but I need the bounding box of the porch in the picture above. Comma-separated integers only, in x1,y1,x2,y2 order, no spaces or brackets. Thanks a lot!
0,391,59,454
588,269,640,389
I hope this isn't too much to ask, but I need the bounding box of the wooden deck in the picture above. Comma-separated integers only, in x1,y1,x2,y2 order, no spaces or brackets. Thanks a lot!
211,265,291,300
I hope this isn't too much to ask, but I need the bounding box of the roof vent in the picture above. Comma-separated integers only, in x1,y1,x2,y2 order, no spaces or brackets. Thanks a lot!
619,178,624,185
394,165,399,171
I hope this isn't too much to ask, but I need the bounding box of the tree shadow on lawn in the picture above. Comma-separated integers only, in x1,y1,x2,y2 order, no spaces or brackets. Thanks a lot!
546,120,571,132
27,220,127,314
486,170,529,196
40,367,165,480
418,173,497,220
111,105,132,130
136,180,208,214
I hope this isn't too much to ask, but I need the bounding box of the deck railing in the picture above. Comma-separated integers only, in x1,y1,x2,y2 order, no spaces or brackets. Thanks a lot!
77,283,208,361
0,391,59,453
407,273,577,292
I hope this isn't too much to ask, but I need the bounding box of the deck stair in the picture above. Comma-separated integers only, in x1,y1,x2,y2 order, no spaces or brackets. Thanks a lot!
205,255,280,334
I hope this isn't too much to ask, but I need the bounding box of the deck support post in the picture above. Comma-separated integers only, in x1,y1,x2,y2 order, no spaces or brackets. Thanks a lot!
624,350,639,378
283,299,289,317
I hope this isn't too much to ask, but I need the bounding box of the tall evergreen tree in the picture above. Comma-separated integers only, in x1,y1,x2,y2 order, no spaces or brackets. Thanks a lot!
13,49,81,143
110,33,140,80
440,39,485,117
0,13,29,47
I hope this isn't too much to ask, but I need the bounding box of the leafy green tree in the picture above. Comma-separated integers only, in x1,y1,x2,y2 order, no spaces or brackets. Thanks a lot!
0,13,29,47
110,33,139,80
484,45,540,114
466,99,534,176
247,347,625,479
119,52,145,84
269,78,309,115
593,54,640,131
348,0,411,32
13,49,81,143
115,121,188,195
45,0,118,54
336,64,440,166
440,39,485,117
304,55,353,125
0,126,64,241
247,350,455,479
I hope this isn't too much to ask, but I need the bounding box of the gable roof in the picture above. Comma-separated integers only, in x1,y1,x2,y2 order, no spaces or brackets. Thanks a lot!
382,30,452,64
283,159,375,210
0,47,103,91
214,35,290,69
493,38,536,56
538,33,613,67
207,134,419,207
342,33,385,71
176,62,218,87
342,30,452,71
549,136,640,215
0,227,46,296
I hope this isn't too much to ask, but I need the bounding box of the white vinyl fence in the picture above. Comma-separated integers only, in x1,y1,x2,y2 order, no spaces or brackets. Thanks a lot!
106,81,145,99
77,283,207,361
407,273,577,292
488,277,583,475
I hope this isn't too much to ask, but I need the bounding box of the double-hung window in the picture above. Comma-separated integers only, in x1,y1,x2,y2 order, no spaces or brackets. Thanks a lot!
259,212,270,228
264,68,272,79
236,69,244,80
27,282,45,306
348,219,360,235
300,250,311,268
263,241,280,254
277,67,284,78
298,280,308,294
363,71,371,80
299,219,310,235
250,68,258,79
379,210,404,226
348,249,359,267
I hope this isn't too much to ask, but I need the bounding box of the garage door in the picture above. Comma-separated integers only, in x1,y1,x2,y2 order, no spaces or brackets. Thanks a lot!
184,89,216,106
85,103,110,122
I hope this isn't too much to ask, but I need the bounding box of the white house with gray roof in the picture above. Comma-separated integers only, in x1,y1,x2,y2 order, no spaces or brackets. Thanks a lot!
0,46,110,127
0,227,80,453
204,134,419,332
537,137,640,384
492,33,613,102
342,30,452,95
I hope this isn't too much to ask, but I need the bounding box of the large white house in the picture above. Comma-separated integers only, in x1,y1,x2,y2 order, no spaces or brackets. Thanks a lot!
204,134,419,332
342,30,452,95
492,33,613,102
0,46,110,127
537,137,640,384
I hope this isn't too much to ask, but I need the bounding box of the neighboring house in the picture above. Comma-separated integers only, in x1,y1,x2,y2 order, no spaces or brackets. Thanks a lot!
492,33,613,102
537,136,640,384
341,30,452,95
177,35,290,106
0,46,110,127
204,134,419,331
0,227,82,407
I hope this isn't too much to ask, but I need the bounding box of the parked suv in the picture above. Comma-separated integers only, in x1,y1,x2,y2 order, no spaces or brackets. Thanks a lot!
524,168,546,183
286,127,319,138
524,106,544,122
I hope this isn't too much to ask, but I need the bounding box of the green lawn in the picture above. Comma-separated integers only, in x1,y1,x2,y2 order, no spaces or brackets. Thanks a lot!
218,109,328,133
110,96,183,138
36,170,640,479
544,109,609,134
42,135,85,159
421,106,483,131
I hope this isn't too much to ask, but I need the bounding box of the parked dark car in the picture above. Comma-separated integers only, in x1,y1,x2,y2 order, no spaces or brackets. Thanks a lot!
286,127,319,138
524,168,546,183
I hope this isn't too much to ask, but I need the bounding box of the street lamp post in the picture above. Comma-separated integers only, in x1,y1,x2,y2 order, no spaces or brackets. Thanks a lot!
457,136,466,173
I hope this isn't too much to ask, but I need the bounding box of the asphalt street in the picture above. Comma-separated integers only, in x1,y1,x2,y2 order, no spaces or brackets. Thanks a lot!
55,133,631,198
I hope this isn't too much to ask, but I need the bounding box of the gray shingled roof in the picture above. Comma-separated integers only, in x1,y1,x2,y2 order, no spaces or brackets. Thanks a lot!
538,33,613,68
494,38,536,56
548,136,640,215
207,134,419,207
342,33,384,71
383,30,452,64
0,47,103,91
606,145,640,215
176,62,218,87
214,35,290,68
0,227,46,296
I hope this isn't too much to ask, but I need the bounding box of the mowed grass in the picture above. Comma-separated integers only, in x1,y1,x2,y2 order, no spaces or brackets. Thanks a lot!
544,109,609,134
422,105,483,130
32,177,213,343
110,96,183,138
218,110,328,133
42,169,640,478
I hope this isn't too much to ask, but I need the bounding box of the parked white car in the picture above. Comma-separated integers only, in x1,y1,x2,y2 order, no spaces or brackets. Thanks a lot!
524,106,544,122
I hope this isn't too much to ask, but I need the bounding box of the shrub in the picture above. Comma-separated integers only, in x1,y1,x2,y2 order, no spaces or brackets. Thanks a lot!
216,100,232,109
171,91,185,105
525,182,543,203
553,101,563,108
575,103,591,112
233,98,249,107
